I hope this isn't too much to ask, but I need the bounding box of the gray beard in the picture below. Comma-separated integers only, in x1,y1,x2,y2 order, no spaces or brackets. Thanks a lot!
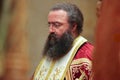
42,31,73,60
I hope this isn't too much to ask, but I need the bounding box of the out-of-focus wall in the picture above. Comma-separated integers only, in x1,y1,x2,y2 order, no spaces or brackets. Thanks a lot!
27,0,97,77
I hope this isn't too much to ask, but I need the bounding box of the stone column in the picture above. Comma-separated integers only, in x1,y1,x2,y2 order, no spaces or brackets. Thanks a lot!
2,0,29,80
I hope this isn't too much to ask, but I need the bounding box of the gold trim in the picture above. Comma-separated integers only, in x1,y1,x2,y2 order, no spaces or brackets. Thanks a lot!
79,69,87,80
34,36,87,80
33,56,45,79
45,60,56,80
62,36,87,80
71,58,92,65
65,71,71,80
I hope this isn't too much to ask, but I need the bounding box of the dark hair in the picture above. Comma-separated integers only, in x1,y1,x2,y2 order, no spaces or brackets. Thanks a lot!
50,3,84,34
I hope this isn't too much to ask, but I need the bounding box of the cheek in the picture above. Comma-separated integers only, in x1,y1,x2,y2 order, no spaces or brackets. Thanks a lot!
55,31,63,38
55,24,70,37
55,28,67,38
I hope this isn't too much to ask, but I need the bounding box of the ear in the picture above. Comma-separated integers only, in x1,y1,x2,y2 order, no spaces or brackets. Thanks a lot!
71,23,77,34
96,0,102,17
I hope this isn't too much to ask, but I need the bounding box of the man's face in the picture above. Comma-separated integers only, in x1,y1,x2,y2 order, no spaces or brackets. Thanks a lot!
42,10,73,60
48,10,70,38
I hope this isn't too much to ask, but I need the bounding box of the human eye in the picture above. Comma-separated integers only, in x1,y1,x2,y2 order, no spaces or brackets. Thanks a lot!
53,22,62,28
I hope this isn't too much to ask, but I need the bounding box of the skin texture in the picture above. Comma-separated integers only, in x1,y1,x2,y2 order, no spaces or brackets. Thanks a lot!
48,10,70,38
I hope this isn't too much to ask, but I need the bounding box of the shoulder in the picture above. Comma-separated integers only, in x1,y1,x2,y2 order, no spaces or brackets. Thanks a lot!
69,42,93,80
73,42,94,60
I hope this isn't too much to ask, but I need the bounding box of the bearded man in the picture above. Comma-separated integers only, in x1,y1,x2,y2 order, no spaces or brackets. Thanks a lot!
32,3,93,80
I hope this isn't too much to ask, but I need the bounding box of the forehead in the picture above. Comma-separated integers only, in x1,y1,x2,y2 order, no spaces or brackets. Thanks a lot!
48,10,68,23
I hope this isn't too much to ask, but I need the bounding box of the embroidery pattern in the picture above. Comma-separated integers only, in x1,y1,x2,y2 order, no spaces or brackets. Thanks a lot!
50,66,65,80
35,65,48,80
70,62,91,80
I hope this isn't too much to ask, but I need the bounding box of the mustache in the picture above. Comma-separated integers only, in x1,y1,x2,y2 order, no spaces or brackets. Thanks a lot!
48,33,58,46
48,33,56,39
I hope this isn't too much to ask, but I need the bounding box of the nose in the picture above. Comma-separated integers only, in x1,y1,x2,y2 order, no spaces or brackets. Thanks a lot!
49,24,55,33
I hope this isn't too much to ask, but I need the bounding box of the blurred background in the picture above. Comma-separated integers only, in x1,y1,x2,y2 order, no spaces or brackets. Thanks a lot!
0,0,98,79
